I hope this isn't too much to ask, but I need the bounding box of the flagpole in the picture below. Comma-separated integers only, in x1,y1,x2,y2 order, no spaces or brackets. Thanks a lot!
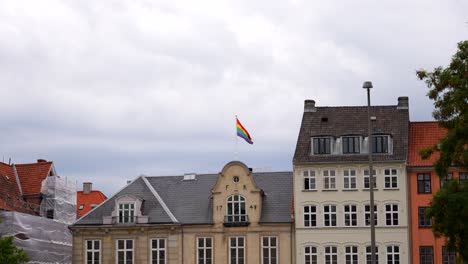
235,115,238,160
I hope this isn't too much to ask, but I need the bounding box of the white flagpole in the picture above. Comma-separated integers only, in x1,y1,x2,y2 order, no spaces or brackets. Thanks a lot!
235,115,238,160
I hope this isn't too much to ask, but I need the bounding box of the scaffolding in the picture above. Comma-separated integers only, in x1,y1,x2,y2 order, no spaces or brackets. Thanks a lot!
0,211,72,264
39,176,77,225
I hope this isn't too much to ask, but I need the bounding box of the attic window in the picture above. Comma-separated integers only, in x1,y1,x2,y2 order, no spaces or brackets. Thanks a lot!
183,174,196,181
90,204,98,209
79,204,84,210
233,176,240,183
312,137,332,154
321,117,328,122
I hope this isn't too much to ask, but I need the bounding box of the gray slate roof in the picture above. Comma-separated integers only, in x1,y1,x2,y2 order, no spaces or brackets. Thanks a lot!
74,172,292,226
293,104,409,164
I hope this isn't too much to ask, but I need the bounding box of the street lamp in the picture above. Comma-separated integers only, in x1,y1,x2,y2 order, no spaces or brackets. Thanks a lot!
363,81,377,264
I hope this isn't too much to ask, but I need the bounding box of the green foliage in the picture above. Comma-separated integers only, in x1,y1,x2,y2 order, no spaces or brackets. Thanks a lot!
427,181,468,261
0,233,29,264
416,40,468,177
417,40,468,261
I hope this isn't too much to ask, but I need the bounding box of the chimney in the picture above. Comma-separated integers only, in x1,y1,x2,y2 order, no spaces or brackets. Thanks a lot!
83,182,92,194
304,100,316,112
397,96,409,109
37,159,47,163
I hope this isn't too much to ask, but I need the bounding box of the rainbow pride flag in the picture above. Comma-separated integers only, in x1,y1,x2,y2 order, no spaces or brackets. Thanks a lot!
236,117,253,144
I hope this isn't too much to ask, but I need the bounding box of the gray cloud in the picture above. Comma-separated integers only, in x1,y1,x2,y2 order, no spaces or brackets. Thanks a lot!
1,0,467,195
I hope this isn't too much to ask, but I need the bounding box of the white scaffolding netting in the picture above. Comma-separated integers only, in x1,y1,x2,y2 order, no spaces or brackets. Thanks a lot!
0,211,72,264
39,176,77,225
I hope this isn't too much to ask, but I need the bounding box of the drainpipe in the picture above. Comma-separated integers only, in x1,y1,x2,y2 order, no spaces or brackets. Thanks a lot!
181,225,184,264
290,223,294,264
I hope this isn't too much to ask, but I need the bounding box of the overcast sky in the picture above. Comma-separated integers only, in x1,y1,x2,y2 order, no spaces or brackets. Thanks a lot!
1,0,467,196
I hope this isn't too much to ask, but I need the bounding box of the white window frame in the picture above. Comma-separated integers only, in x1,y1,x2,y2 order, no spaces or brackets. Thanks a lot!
323,170,336,190
304,170,316,190
261,236,278,264
325,246,338,264
197,237,212,264
229,236,245,264
385,204,399,226
365,204,378,226
85,239,101,264
386,245,400,264
303,205,317,227
384,169,398,189
343,169,357,190
116,239,134,264
150,238,166,264
345,245,358,264
363,169,377,189
118,203,135,223
324,205,337,227
344,204,357,227
304,245,318,264
227,195,247,222
366,246,379,264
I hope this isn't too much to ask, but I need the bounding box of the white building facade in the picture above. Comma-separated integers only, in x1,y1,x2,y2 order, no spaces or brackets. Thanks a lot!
293,98,410,264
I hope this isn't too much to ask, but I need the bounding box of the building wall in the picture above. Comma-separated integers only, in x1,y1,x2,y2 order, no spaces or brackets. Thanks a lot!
294,162,410,264
72,223,293,264
408,169,465,264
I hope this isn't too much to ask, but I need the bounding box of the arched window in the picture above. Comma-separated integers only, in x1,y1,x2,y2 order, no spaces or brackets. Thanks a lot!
227,195,246,222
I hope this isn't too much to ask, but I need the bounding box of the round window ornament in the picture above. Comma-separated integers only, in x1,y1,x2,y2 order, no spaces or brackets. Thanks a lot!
233,176,240,183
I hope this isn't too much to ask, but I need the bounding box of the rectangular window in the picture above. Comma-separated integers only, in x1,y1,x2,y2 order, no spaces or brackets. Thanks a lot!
313,137,331,154
366,246,379,264
372,135,389,153
323,170,336,190
343,136,360,154
324,205,337,227
418,173,432,193
86,240,100,264
365,204,378,226
116,239,133,264
440,173,453,188
118,203,135,223
343,169,357,190
151,239,166,264
364,169,377,189
304,170,316,190
420,246,434,264
418,207,432,227
261,236,277,264
197,237,212,264
325,246,338,264
460,172,468,186
304,246,317,264
384,169,398,189
304,205,317,227
229,237,245,264
344,205,357,226
442,246,456,264
385,204,399,226
386,245,400,264
345,246,358,264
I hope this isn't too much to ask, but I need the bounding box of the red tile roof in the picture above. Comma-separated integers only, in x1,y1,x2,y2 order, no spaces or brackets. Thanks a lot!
15,161,53,195
76,191,107,218
408,122,447,166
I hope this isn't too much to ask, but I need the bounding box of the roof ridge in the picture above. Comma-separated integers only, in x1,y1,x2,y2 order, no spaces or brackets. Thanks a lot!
314,105,397,109
14,162,53,166
142,176,179,223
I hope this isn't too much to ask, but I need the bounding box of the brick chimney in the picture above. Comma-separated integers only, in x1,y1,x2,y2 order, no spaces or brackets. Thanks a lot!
397,96,409,109
304,100,316,112
83,182,92,194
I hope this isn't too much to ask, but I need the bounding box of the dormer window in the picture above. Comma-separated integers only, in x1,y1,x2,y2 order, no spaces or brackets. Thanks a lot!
103,195,148,225
372,135,389,153
342,136,360,154
312,137,331,155
118,203,135,223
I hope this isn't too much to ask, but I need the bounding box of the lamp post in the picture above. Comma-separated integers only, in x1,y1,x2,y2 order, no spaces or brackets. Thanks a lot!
363,81,377,264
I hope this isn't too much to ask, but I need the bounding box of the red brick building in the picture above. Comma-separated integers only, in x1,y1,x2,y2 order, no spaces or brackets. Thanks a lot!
76,182,107,218
408,122,466,264
0,159,57,215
